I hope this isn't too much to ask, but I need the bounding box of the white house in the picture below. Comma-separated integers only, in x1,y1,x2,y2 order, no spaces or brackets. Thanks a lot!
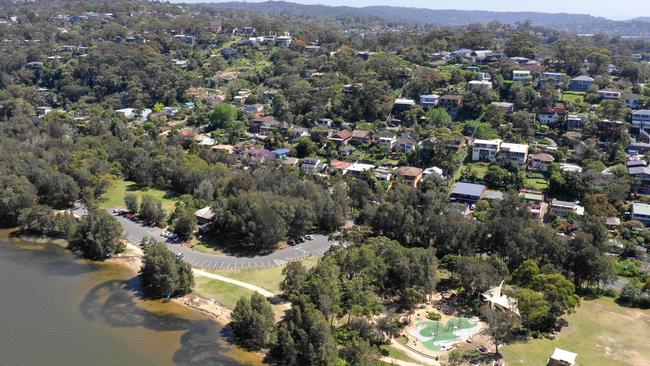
301,157,325,174
632,109,650,130
472,139,502,161
540,72,565,87
597,88,622,99
559,163,583,173
344,162,375,178
500,143,529,165
419,94,440,108
631,202,650,226
513,70,532,83
550,200,585,217
547,348,577,366
467,80,493,91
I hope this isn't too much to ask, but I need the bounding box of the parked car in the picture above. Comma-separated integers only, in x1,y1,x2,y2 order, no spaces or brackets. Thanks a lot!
305,235,313,240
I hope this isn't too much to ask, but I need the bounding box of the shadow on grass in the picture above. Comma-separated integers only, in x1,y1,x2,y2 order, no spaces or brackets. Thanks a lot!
124,182,178,202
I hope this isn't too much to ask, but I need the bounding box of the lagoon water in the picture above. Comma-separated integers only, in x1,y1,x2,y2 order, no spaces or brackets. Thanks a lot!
0,231,259,366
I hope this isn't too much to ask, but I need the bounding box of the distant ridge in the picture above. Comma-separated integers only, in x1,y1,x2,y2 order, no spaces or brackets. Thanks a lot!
198,1,650,35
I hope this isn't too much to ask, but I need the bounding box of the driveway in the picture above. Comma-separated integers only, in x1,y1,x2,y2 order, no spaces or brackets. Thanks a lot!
110,209,337,270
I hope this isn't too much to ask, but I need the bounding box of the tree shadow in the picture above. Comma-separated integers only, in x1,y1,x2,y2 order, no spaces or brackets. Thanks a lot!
79,278,247,365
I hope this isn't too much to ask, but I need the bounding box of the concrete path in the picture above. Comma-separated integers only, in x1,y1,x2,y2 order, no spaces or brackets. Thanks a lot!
381,357,426,366
192,268,275,297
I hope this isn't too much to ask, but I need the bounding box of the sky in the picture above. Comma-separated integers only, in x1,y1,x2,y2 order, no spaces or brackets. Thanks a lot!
191,0,650,20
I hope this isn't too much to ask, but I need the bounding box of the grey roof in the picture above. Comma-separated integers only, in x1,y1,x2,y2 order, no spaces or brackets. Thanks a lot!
627,160,647,167
628,166,650,175
572,75,595,82
451,182,487,197
632,202,650,216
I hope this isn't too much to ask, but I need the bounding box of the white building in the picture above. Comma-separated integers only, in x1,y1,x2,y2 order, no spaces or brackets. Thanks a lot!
513,70,532,83
344,162,375,178
631,202,650,226
597,88,622,99
467,80,493,91
550,200,585,217
472,139,502,161
500,143,529,165
301,157,324,174
559,163,583,173
632,109,650,129
419,94,440,108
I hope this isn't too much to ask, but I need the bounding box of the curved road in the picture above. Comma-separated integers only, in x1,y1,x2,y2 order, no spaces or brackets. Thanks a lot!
110,209,337,270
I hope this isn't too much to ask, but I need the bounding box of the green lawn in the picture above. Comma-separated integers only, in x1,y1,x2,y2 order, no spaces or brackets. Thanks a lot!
502,297,650,366
193,276,255,309
524,177,549,190
208,256,320,294
380,345,420,364
464,162,490,179
97,179,177,212
561,91,585,103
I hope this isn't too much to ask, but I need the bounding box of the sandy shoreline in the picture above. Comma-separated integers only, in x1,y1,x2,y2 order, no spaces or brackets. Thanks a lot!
18,234,234,325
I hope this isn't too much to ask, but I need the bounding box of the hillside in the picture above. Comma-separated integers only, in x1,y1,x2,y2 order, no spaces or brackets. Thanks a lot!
204,1,650,35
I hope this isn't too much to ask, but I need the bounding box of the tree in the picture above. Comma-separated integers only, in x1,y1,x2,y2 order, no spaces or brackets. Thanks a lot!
619,282,642,304
139,195,166,226
171,208,196,240
70,209,124,260
424,107,452,126
139,238,193,298
480,303,520,355
511,260,540,288
340,337,380,366
124,193,139,213
280,261,308,299
0,174,38,226
294,136,317,158
597,99,629,121
232,292,276,350
208,103,238,130
516,288,550,331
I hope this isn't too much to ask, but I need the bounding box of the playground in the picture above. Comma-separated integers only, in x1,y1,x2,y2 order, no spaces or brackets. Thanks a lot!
410,317,480,351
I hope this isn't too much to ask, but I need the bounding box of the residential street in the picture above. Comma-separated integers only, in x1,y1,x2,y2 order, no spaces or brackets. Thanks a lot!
109,208,337,270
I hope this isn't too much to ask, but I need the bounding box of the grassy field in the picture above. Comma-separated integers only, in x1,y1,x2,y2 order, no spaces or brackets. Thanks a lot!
208,256,320,294
97,179,177,212
464,162,490,179
561,91,586,103
193,276,256,309
379,345,421,364
524,177,549,190
502,297,650,366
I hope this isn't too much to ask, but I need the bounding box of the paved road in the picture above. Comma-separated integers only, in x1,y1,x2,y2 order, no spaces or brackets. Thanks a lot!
110,209,337,270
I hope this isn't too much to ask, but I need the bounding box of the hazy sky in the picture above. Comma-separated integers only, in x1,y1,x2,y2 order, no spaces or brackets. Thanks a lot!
192,0,650,20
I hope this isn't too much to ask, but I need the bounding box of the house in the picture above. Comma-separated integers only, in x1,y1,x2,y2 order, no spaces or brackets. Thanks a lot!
529,152,555,172
450,182,487,204
467,80,493,91
397,166,424,187
115,108,137,120
569,75,594,92
340,145,356,157
395,136,417,153
195,206,215,224
631,109,650,130
632,202,650,225
626,94,643,109
378,131,397,149
36,106,52,117
301,157,325,174
422,166,444,178
547,348,577,366
419,94,440,108
520,189,546,220
290,127,311,141
472,139,502,161
393,98,416,113
550,200,584,217
559,163,583,173
606,217,621,232
329,129,353,145
250,116,285,135
329,160,352,174
566,114,587,131
246,148,276,166
350,130,373,146
26,61,43,69
490,102,515,113
221,47,239,59
374,166,394,181
539,72,565,87
244,104,264,114
275,34,292,47
211,144,235,154
628,164,650,194
282,157,300,167
439,95,463,115
500,143,529,165
539,106,568,126
345,162,375,179
512,70,532,83
271,148,290,160
597,88,622,99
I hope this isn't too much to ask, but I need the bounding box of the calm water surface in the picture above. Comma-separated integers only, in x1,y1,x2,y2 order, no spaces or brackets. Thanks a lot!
0,230,261,366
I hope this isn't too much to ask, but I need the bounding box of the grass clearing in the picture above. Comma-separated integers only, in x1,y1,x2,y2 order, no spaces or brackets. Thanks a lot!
502,297,650,366
194,276,255,309
524,177,549,190
98,179,177,212
380,345,421,364
561,91,586,103
207,256,320,294
464,162,490,179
